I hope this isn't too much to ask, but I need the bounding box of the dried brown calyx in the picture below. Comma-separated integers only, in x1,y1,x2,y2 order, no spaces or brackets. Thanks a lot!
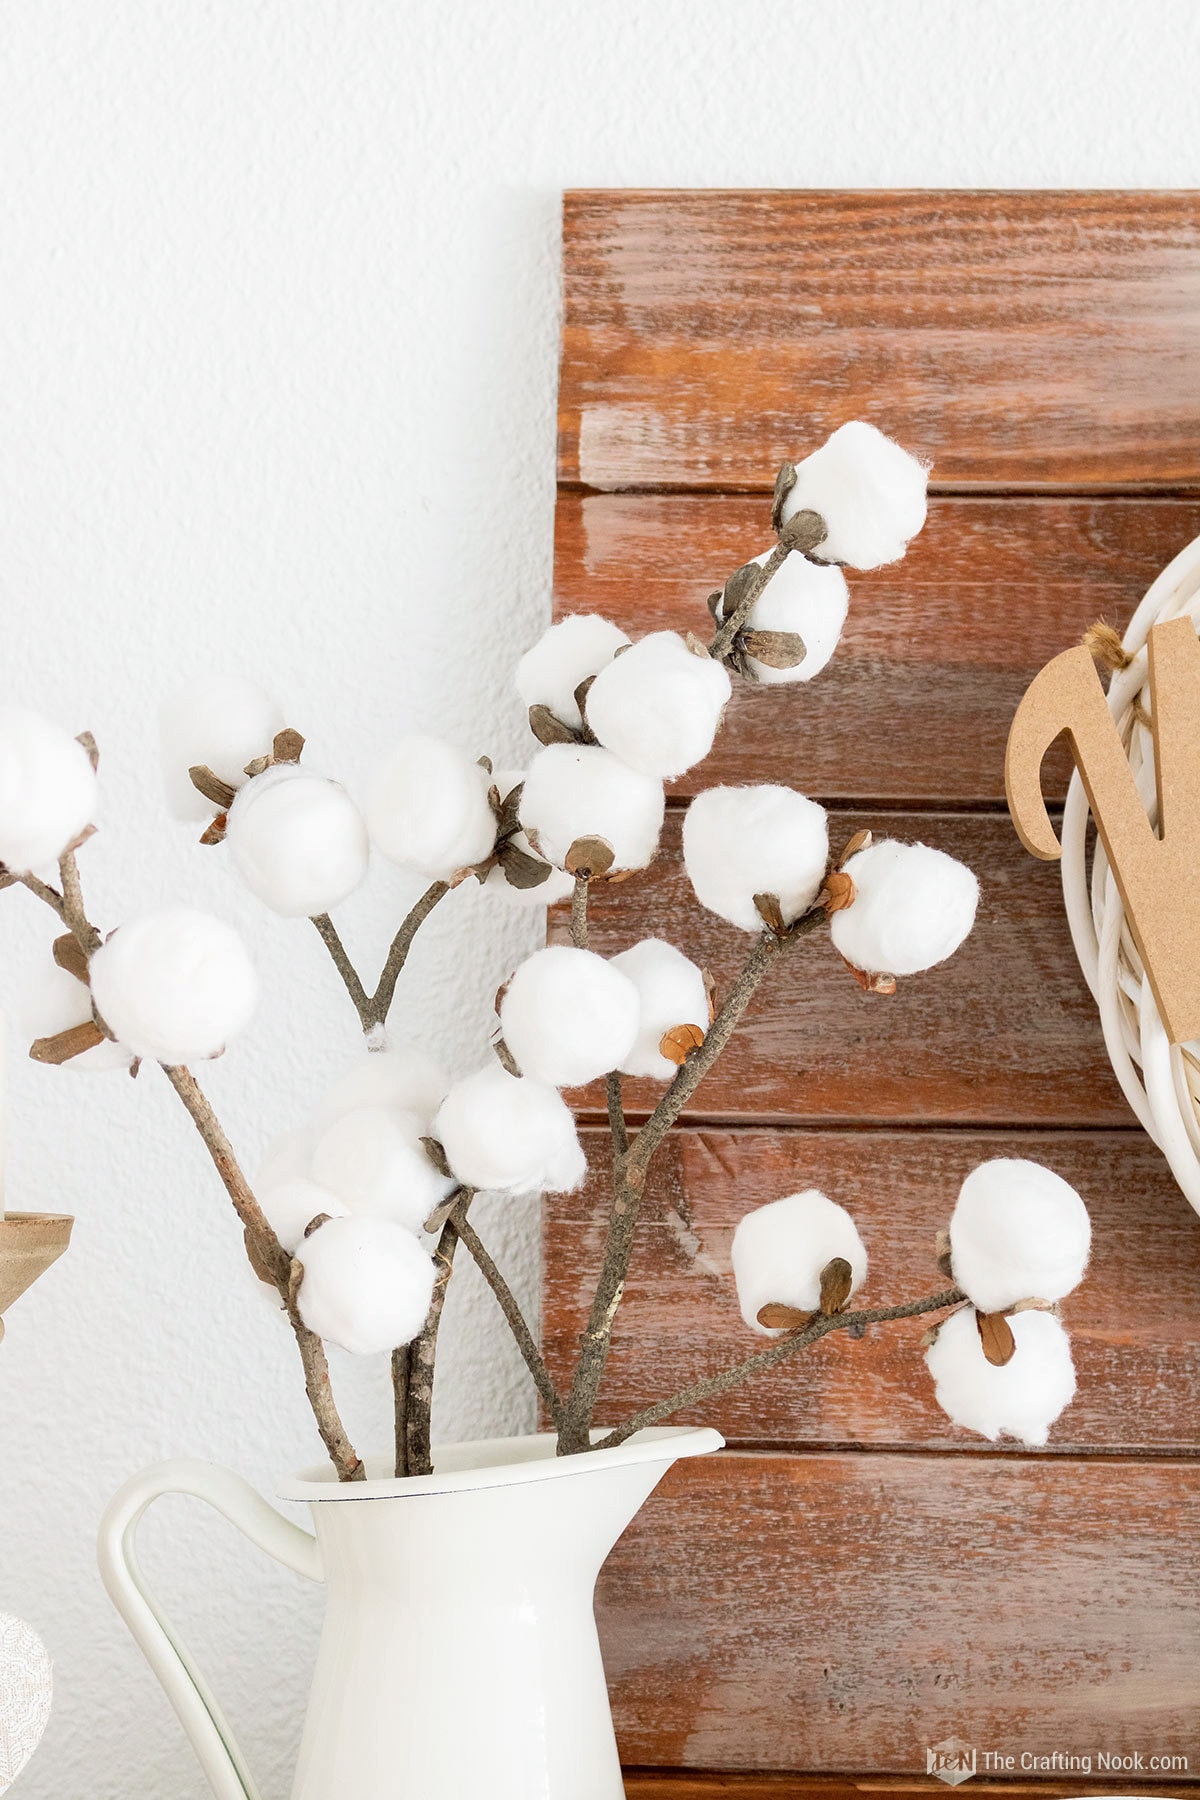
190,727,306,847
925,1230,1056,1362
755,1255,856,1334
658,1022,705,1067
527,670,604,749
455,770,556,893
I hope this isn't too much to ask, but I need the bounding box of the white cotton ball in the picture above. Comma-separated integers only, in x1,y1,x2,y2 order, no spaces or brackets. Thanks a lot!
159,675,284,822
224,764,369,918
732,1190,868,1336
16,961,132,1072
89,909,257,1063
257,1127,318,1192
500,946,639,1088
781,420,929,570
261,1177,348,1253
311,1105,452,1233
585,632,732,780
519,744,663,872
0,706,97,873
683,784,828,934
295,1214,436,1355
317,1047,450,1134
925,1304,1077,1446
949,1158,1091,1314
609,938,709,1081
481,768,575,908
743,550,850,684
433,1064,586,1195
365,735,497,880
831,839,979,976
516,614,631,731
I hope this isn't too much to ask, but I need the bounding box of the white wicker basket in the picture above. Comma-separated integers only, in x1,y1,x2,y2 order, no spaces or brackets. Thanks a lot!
1060,533,1200,1212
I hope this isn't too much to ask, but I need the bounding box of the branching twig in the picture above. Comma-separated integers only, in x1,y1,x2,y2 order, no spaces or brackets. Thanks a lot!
16,872,67,922
311,878,449,1035
310,913,374,1030
404,1200,470,1478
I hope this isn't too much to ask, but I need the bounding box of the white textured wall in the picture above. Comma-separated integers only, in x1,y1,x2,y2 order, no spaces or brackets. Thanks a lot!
1,3,1198,1794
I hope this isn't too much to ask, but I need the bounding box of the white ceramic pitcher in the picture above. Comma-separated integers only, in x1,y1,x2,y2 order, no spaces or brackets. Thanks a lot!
98,1425,723,1800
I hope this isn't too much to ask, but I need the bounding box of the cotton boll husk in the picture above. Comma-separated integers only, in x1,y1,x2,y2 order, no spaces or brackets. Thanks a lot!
261,1177,348,1253
683,784,828,934
781,420,929,569
311,1105,452,1232
224,764,369,917
831,839,979,976
519,744,663,872
949,1158,1091,1314
16,962,132,1072
586,632,732,779
316,1047,450,1135
159,675,284,822
89,909,258,1063
500,946,639,1088
925,1304,1077,1446
744,551,850,685
433,1064,586,1195
482,767,574,907
365,735,497,879
295,1215,436,1355
0,706,97,873
732,1190,868,1336
516,614,631,730
609,938,709,1080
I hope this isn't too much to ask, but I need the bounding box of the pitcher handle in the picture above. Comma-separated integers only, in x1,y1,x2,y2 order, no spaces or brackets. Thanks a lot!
98,1457,323,1800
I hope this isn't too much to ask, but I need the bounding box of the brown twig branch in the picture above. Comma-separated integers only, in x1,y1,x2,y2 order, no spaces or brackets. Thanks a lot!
310,912,374,1030
58,850,100,955
16,872,67,922
311,878,449,1034
594,1286,966,1449
571,875,589,950
454,1209,563,1425
403,1199,470,1478
707,541,790,662
392,1346,411,1480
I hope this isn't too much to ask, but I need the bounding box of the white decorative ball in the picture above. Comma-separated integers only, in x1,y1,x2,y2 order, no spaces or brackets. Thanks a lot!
16,961,131,1072
433,1064,586,1195
516,614,631,730
500,946,640,1088
683,784,829,934
295,1215,436,1355
781,420,929,570
832,839,979,976
311,1105,452,1233
585,632,732,779
317,1046,450,1135
949,1158,1091,1314
257,1127,318,1192
89,909,258,1063
609,938,709,1080
743,550,850,684
0,706,97,874
519,744,663,872
159,675,284,822
365,735,497,880
731,1189,868,1335
261,1177,347,1253
925,1304,1077,1446
224,764,369,918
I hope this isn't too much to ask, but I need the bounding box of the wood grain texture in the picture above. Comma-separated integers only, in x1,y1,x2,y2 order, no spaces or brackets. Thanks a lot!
544,1127,1200,1452
559,191,1200,493
624,1780,1197,1798
549,810,1128,1128
599,1450,1200,1773
554,494,1200,803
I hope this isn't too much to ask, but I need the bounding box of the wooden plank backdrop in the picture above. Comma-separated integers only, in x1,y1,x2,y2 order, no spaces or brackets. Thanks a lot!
545,192,1200,1789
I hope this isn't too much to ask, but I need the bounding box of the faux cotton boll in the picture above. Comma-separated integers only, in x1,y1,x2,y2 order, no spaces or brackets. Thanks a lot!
500,946,639,1088
159,675,284,822
586,632,732,780
516,614,631,731
365,735,497,879
732,1190,868,1335
296,1215,436,1355
743,550,850,684
224,764,369,917
89,909,258,1063
949,1159,1091,1314
925,1304,1077,1446
609,939,709,1080
683,785,828,934
261,1177,348,1253
519,745,663,872
434,1064,586,1195
17,962,131,1072
311,1106,452,1233
317,1047,450,1134
257,1127,318,1192
0,707,97,873
781,421,929,569
832,839,979,976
